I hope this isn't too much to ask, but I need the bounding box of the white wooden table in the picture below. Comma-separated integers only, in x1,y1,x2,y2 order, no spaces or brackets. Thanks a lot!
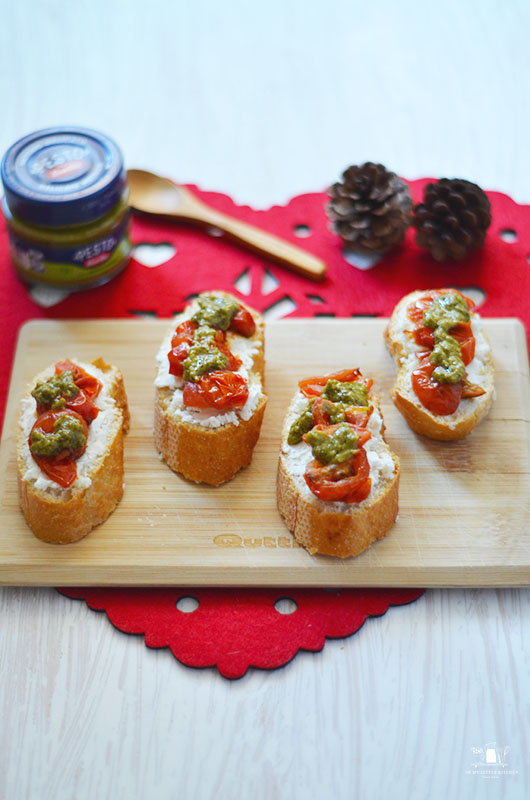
0,2,529,798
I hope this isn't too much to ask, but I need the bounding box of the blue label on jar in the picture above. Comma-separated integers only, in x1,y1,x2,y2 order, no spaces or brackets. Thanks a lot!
8,212,130,276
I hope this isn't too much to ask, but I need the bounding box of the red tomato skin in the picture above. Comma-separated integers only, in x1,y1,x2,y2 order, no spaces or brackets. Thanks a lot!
406,291,476,414
55,359,102,400
299,369,372,399
182,371,249,409
37,362,100,423
29,409,88,488
406,289,475,326
230,309,256,337
304,447,371,503
411,360,462,416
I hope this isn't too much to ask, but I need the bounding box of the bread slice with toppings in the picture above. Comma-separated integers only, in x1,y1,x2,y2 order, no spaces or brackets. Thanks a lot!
277,370,399,558
385,289,494,440
17,357,129,544
154,291,267,485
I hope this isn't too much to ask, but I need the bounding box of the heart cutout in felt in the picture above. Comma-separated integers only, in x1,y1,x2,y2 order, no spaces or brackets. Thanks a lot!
131,241,177,267
2,179,530,676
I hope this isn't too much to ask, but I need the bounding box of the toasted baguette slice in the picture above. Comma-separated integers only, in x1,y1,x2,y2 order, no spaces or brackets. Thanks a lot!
154,291,267,485
277,382,400,559
385,289,494,440
17,358,129,544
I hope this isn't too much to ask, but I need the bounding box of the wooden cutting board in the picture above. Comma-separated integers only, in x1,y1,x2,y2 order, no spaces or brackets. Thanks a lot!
0,317,529,587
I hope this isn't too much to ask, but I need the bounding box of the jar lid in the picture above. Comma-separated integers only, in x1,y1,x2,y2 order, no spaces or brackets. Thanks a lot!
1,126,126,226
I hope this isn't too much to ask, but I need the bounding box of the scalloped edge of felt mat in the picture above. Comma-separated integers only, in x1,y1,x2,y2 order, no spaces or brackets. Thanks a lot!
58,587,425,679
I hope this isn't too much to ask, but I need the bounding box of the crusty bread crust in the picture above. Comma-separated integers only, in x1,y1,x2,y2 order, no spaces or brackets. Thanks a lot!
154,292,267,485
276,389,400,559
277,453,399,558
385,290,494,441
17,359,129,544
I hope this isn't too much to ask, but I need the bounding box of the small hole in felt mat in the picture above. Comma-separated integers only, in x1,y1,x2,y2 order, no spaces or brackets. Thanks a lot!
315,312,336,317
457,286,486,308
307,293,325,304
132,241,176,267
176,596,199,613
29,284,71,308
274,597,298,615
342,249,382,271
233,267,251,295
293,224,312,238
207,226,224,238
129,309,158,318
499,229,517,243
352,312,379,318
263,295,296,320
261,268,279,295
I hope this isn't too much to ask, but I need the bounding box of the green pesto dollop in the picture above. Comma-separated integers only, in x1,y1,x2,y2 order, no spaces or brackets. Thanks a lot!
423,291,470,331
194,325,218,345
287,406,314,445
430,328,467,383
322,379,368,407
30,414,86,457
423,291,470,384
182,342,229,382
31,370,79,410
304,423,359,465
192,294,240,331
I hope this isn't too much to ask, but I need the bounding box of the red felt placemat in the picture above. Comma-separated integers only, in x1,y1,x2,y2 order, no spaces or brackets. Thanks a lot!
2,179,529,676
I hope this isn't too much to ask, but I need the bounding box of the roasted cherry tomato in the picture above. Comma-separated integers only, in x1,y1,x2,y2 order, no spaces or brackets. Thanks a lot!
412,320,475,365
298,369,372,399
39,360,101,423
411,358,462,416
168,321,242,376
461,381,486,398
230,308,256,337
406,289,474,327
29,409,88,488
55,359,102,399
36,388,99,424
216,340,242,371
168,321,197,377
182,371,249,409
449,322,475,365
304,447,371,503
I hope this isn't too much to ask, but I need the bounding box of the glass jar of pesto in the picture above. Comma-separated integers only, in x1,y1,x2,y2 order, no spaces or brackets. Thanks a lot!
1,126,131,289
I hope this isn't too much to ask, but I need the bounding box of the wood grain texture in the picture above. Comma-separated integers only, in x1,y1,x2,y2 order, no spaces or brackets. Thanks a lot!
0,318,528,587
1,2,530,798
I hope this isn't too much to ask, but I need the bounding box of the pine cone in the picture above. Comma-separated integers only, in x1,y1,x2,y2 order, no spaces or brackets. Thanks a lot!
327,162,412,254
412,178,491,261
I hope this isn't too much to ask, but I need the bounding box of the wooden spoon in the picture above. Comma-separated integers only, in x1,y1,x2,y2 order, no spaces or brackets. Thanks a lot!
127,169,327,281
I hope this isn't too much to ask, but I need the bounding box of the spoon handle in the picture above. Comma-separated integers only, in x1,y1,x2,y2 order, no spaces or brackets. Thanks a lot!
189,202,327,282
